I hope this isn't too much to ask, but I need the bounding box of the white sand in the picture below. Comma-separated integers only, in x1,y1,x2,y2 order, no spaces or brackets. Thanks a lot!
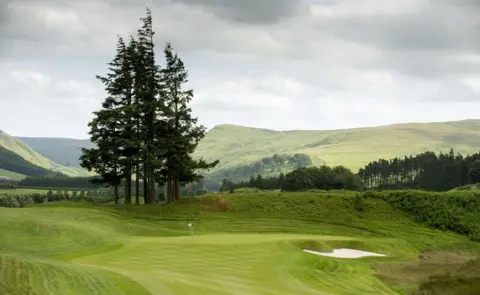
303,248,386,259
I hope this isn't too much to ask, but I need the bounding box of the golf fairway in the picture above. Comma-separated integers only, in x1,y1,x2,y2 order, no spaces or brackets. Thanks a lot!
1,192,479,294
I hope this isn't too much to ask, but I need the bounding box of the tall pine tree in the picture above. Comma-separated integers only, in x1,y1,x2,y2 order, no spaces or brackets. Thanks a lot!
161,43,218,201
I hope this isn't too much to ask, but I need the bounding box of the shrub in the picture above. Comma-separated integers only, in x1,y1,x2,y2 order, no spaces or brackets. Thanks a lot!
216,197,230,211
354,194,365,212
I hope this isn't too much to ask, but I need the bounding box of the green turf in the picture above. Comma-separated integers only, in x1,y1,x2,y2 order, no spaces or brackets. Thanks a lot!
0,168,25,180
1,191,479,294
195,119,480,172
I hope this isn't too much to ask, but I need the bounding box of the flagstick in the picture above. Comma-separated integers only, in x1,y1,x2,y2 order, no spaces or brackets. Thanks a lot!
188,223,193,240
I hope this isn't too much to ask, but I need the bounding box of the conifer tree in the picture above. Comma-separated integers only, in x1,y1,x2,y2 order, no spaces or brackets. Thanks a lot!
161,43,218,201
80,37,130,204
133,8,164,204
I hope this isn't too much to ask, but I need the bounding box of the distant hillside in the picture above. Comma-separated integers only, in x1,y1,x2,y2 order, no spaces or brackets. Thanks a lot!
195,119,480,174
0,146,53,178
17,137,95,168
206,153,315,182
0,168,26,181
0,130,90,178
9,119,480,182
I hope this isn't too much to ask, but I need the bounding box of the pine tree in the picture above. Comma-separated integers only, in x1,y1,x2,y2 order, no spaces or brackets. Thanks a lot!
470,160,480,184
160,43,218,202
277,172,285,189
133,8,164,204
256,174,264,189
80,37,130,204
249,176,256,187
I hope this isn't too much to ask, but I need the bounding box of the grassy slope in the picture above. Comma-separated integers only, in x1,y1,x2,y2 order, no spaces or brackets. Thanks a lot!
450,183,480,192
1,191,479,294
0,130,89,177
195,119,480,172
0,168,25,180
17,137,95,168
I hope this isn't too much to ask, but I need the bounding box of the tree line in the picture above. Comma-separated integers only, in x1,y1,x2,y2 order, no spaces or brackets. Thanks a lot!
220,165,361,192
209,153,312,183
220,173,287,192
80,8,218,205
358,149,480,191
19,174,102,189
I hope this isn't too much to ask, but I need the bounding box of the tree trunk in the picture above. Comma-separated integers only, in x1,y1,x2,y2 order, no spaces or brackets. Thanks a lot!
174,176,180,201
135,163,140,205
149,166,155,203
167,174,173,203
114,185,119,205
143,157,149,204
125,167,132,204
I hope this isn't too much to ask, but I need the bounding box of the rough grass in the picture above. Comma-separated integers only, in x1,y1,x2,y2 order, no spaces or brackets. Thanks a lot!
1,191,480,294
450,184,480,192
195,119,480,172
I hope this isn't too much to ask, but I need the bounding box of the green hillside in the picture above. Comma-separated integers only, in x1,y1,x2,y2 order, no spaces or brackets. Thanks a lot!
0,146,53,178
17,137,95,168
0,168,26,180
0,130,90,177
195,119,480,173
1,191,479,294
9,119,480,181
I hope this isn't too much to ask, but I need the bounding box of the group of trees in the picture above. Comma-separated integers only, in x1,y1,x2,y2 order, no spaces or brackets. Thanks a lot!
220,165,361,192
80,8,217,205
209,153,312,183
358,149,480,191
0,191,112,208
19,174,102,189
220,173,286,192
282,166,362,191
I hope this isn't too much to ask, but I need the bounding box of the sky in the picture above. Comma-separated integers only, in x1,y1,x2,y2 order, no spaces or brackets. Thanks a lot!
0,0,479,139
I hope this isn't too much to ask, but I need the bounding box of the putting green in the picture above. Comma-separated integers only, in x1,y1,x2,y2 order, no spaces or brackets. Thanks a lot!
1,192,478,294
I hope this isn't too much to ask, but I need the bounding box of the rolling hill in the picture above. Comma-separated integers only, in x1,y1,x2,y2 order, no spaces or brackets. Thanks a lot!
17,137,95,168
195,119,480,174
0,146,53,178
8,119,480,182
0,130,91,179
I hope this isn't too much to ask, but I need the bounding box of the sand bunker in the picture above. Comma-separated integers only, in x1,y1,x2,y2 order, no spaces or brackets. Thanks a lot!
303,248,386,259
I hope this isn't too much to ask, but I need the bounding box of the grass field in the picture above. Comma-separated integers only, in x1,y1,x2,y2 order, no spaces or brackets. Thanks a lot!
195,119,480,172
1,191,479,294
0,168,25,180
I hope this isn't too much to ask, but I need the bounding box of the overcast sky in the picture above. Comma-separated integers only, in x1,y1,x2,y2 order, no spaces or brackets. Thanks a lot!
0,0,479,139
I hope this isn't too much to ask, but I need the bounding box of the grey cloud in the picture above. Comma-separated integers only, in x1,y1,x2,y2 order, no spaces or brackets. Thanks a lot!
326,11,479,52
173,0,311,24
423,79,480,103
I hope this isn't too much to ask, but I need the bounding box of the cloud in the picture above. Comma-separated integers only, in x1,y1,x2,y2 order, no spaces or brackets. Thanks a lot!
0,68,101,138
173,0,311,24
0,0,479,138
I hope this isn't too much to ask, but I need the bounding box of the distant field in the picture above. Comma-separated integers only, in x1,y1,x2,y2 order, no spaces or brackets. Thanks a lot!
1,191,479,294
0,168,25,180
